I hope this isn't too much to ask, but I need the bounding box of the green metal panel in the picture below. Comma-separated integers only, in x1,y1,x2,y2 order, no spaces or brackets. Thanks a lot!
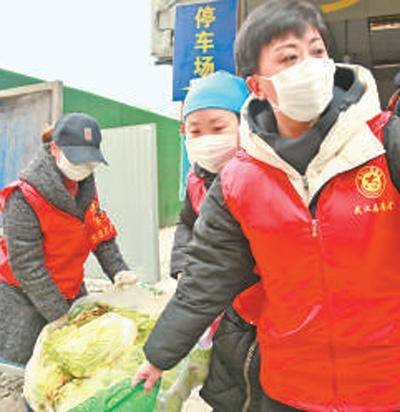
0,68,181,227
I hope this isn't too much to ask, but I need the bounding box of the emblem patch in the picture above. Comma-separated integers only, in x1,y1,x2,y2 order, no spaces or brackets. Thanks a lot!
356,166,386,199
84,128,93,142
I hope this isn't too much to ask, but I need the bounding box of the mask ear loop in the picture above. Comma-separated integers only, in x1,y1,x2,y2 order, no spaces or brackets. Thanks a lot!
256,75,281,113
268,101,281,113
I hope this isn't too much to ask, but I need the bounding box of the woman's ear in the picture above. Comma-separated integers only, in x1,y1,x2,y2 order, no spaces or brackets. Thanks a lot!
247,75,278,104
246,75,270,100
246,76,260,97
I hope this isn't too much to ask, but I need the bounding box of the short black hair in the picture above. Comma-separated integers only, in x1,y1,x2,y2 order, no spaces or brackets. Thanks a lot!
234,0,329,78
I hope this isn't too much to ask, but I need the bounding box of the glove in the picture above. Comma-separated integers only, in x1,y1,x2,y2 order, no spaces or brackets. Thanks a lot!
114,270,137,289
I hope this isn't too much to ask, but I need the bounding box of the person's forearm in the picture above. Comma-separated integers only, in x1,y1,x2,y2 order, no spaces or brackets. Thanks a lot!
170,192,198,278
14,268,71,322
170,219,193,278
94,238,129,281
144,178,257,369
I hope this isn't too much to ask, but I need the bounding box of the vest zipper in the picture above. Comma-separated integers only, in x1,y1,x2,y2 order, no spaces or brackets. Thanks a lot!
312,219,318,238
313,211,339,405
242,339,258,412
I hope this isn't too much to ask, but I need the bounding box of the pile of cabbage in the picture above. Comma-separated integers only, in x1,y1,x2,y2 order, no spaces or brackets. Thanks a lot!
24,290,212,412
24,301,156,412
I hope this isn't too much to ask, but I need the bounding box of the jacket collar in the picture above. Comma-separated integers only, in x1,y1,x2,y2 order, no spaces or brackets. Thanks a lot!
194,163,217,189
240,64,384,204
246,66,365,175
19,144,96,219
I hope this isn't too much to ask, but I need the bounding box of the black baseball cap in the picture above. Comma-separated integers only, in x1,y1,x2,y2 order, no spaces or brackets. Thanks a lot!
53,113,108,165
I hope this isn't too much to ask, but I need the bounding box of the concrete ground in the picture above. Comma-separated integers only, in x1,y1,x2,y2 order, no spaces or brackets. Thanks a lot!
0,372,25,412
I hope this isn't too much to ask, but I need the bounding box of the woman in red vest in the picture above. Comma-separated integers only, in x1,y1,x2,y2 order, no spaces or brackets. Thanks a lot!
171,71,249,277
135,0,400,411
170,71,262,407
0,113,136,365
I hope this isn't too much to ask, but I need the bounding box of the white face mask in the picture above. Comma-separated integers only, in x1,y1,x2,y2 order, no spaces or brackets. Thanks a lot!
57,151,97,181
185,134,238,173
260,58,336,122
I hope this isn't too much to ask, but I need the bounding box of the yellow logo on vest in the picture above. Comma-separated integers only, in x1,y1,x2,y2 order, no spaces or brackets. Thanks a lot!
356,166,386,199
354,201,394,216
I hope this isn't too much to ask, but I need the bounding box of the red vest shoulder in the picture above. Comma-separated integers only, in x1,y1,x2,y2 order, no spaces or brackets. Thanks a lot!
0,181,22,212
367,110,393,141
187,168,207,216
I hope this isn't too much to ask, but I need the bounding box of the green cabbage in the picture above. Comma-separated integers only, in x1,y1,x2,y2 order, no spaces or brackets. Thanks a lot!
44,313,137,378
24,298,209,412
24,303,157,412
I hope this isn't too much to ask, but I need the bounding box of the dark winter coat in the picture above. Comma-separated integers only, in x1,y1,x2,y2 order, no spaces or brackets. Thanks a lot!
170,164,216,278
170,163,264,411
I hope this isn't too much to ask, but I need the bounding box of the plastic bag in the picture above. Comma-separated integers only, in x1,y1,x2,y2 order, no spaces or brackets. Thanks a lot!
62,380,160,412
24,286,160,412
155,344,211,412
71,283,169,318
154,314,222,411
25,283,214,412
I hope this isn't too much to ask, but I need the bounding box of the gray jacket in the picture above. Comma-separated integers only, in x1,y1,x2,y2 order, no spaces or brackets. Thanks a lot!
0,144,128,364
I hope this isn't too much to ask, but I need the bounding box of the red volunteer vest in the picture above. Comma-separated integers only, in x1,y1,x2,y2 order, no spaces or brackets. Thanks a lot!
0,180,117,300
187,168,207,216
187,167,257,334
221,112,400,411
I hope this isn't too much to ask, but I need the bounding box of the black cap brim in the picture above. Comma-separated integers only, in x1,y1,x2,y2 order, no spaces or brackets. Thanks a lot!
62,146,108,165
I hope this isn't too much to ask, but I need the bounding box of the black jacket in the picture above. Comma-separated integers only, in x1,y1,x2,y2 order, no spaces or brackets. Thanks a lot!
170,164,263,410
170,164,216,278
